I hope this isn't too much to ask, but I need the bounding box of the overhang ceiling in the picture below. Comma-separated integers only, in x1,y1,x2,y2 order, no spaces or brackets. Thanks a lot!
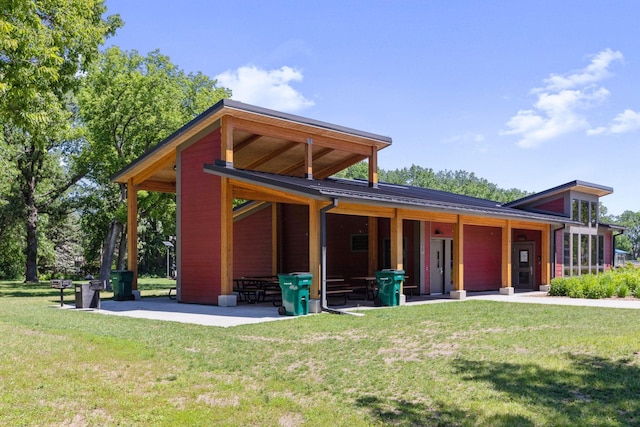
112,99,392,193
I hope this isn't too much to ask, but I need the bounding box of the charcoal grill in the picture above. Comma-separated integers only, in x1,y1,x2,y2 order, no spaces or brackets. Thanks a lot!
50,279,73,307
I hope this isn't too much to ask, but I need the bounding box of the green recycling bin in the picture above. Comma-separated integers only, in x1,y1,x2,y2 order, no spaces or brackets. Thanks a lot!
278,272,312,316
110,270,134,301
375,269,404,306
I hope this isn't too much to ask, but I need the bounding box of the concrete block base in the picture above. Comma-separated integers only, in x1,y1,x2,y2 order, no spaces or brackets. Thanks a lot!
218,294,237,307
499,287,514,296
132,290,141,300
539,285,550,292
309,299,321,313
450,290,467,300
400,294,407,305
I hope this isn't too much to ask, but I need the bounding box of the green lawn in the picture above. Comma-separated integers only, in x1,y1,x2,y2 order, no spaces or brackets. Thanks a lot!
1,280,639,426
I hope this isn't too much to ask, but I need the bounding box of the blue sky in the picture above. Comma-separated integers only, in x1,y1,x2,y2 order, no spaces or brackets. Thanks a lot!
105,0,640,216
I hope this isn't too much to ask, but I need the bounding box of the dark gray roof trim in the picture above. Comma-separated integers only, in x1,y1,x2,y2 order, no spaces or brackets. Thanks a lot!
505,180,613,208
599,223,626,231
204,164,580,225
112,99,392,182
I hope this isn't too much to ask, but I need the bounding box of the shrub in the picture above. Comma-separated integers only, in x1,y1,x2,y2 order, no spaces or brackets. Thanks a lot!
616,284,629,298
549,277,568,296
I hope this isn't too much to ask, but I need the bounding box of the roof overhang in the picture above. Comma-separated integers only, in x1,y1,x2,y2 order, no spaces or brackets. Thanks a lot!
112,99,392,191
505,180,613,208
204,164,578,226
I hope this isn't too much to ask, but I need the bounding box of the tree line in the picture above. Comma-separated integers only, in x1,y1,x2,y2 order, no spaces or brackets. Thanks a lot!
1,1,637,282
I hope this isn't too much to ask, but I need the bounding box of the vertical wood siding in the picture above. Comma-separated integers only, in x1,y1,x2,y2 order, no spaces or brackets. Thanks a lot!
234,206,273,277
463,225,502,291
179,133,221,304
534,197,566,215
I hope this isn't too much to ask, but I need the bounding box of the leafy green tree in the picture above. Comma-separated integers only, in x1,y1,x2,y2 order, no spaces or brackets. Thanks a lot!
0,0,121,281
78,47,230,279
616,210,640,260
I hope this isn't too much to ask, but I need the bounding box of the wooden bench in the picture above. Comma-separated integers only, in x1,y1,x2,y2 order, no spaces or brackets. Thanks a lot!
403,285,418,299
322,289,353,306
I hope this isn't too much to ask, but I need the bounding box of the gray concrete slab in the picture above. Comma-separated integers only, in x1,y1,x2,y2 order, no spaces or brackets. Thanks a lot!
91,297,299,327
58,291,640,328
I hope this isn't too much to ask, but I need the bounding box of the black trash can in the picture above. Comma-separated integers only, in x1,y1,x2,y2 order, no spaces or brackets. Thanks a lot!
110,270,134,301
75,283,99,309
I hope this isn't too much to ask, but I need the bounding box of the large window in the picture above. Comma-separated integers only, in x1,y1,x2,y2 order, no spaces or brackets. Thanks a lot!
572,199,598,227
563,232,606,276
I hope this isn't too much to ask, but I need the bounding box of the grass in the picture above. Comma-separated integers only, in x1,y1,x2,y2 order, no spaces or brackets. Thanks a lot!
1,280,640,426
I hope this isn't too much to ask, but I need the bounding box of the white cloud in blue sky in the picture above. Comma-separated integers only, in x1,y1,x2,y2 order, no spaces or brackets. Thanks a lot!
215,65,315,113
501,49,640,148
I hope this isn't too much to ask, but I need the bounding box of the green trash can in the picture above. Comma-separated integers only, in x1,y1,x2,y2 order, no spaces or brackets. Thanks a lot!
375,269,404,306
277,272,312,316
110,270,134,301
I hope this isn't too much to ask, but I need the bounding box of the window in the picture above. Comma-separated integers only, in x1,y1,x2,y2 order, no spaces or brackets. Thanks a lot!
350,234,368,252
572,198,598,227
562,232,606,277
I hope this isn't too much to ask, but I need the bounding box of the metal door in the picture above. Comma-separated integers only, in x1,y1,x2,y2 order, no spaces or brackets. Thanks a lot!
430,238,453,294
513,242,535,289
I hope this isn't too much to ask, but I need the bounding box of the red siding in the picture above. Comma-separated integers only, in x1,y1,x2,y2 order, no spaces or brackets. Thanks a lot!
554,229,563,278
534,197,566,215
280,204,309,272
605,232,612,269
326,214,369,278
234,206,273,277
179,133,221,304
464,225,502,291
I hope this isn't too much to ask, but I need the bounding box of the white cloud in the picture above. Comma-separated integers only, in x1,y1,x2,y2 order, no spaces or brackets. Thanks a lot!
215,65,314,113
502,49,624,148
537,48,623,92
610,109,640,133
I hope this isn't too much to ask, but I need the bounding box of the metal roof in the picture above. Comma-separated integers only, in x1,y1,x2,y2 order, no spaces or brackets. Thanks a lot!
204,164,580,225
505,180,613,208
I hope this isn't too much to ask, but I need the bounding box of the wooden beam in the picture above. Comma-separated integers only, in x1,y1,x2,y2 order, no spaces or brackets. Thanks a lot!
368,216,378,276
234,134,263,153
231,116,374,156
315,153,366,179
126,179,138,290
330,202,396,218
232,181,313,205
132,150,175,186
220,177,233,295
397,209,458,223
309,200,321,298
136,180,176,194
245,141,298,170
305,138,313,179
502,220,512,287
453,216,464,291
278,147,333,175
390,211,403,271
368,147,378,188
220,116,234,166
541,224,550,285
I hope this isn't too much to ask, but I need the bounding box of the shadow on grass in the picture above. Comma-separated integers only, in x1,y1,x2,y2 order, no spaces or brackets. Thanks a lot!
452,354,640,425
355,354,639,426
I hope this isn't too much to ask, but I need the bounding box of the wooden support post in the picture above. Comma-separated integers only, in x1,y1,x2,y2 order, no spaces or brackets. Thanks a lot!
453,217,464,292
127,179,138,290
390,213,403,271
541,224,550,285
368,147,378,188
220,177,233,295
309,200,321,298
368,216,378,276
220,116,234,167
305,138,313,179
502,220,512,288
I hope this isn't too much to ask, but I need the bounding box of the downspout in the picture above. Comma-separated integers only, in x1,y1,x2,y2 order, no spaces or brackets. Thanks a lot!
320,199,338,311
613,230,624,268
552,224,566,278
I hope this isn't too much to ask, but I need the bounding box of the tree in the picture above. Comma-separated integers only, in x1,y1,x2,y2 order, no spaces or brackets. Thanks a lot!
78,47,230,280
616,210,640,260
0,0,121,281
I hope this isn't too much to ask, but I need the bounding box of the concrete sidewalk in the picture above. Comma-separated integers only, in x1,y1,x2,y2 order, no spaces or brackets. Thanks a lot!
71,291,640,328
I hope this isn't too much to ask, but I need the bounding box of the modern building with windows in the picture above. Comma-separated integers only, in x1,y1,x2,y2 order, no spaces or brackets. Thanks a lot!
112,99,623,306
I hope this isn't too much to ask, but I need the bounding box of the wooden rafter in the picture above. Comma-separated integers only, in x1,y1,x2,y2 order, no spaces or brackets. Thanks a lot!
245,141,298,170
278,147,334,175
234,134,263,152
315,153,366,178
